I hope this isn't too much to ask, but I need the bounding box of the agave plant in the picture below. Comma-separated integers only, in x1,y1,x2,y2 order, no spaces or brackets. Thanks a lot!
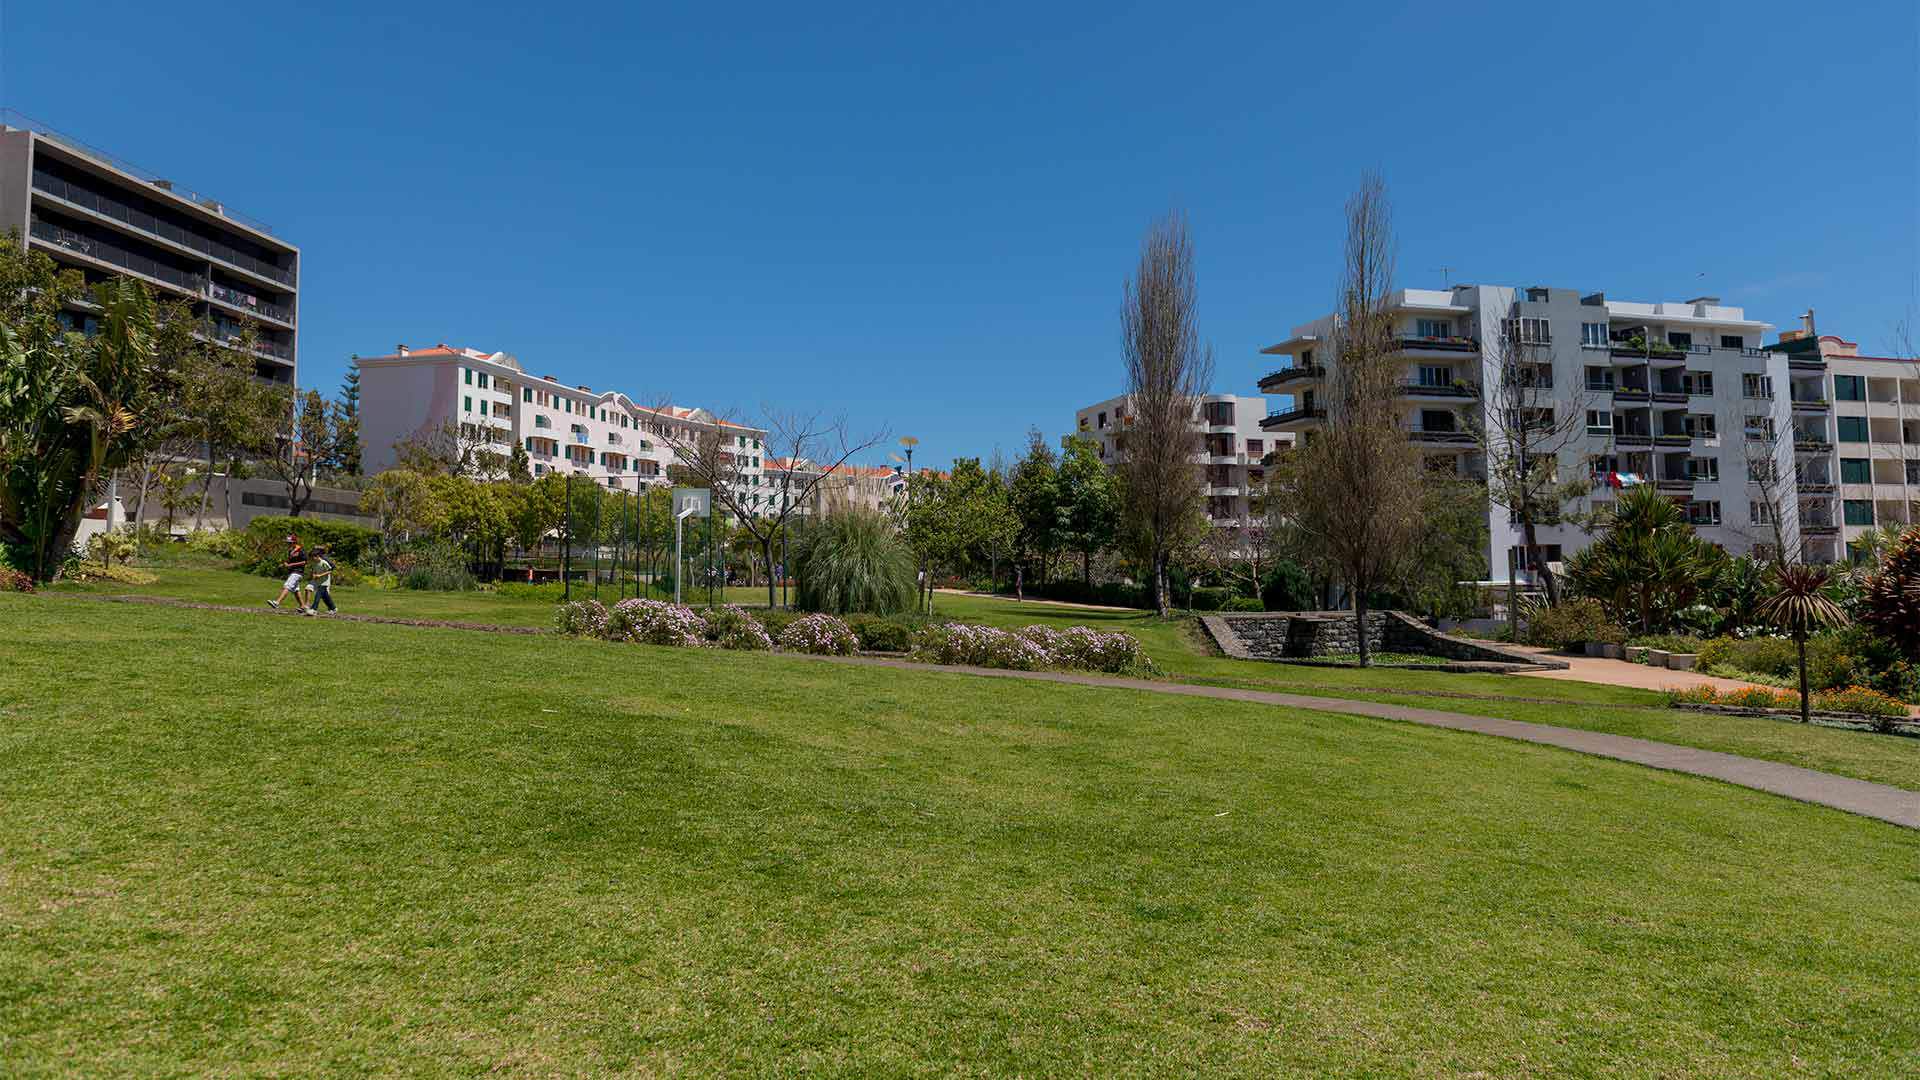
1755,562,1850,724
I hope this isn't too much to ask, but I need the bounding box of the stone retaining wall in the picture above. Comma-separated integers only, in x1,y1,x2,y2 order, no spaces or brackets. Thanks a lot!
1203,610,1564,670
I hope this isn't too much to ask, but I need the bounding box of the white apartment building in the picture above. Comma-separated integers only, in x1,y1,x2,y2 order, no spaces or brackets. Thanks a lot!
1071,393,1280,524
763,458,907,517
1769,325,1920,562
356,345,769,507
1257,286,1788,580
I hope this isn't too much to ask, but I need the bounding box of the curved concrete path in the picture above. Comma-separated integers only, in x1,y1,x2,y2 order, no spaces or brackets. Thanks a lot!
46,593,1920,830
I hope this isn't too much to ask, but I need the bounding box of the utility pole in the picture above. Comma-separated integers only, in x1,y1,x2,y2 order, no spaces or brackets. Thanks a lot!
562,472,572,601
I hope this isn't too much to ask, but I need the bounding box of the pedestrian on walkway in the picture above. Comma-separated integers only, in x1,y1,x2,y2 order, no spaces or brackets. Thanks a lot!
268,535,309,612
305,545,338,616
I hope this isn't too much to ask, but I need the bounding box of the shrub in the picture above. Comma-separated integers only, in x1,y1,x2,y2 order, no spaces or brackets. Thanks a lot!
1858,527,1920,657
703,605,773,651
240,516,378,574
0,567,32,593
912,623,1050,670
846,613,918,653
608,599,707,647
1220,596,1265,613
1524,599,1627,650
554,599,610,638
399,545,477,592
779,613,859,655
1020,580,1153,609
1664,685,1719,705
1260,560,1316,612
759,608,801,641
64,561,160,585
1625,633,1704,653
1693,635,1798,679
1187,586,1233,612
85,528,137,568
1014,624,1147,673
1813,686,1907,725
791,509,916,615
184,529,244,559
1719,686,1800,710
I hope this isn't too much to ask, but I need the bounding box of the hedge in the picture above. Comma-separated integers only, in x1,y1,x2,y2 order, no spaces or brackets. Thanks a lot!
240,516,379,575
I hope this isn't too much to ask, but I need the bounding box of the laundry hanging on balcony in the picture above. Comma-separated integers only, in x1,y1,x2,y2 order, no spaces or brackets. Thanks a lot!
1604,471,1645,489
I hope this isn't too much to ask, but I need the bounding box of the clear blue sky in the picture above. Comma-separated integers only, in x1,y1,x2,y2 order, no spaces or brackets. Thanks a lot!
4,1,1914,466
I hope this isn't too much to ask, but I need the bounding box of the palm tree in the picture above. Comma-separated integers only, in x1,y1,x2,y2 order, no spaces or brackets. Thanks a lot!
1755,562,1849,724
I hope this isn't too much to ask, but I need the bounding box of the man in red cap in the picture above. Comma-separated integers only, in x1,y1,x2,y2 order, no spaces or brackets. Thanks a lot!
267,534,310,612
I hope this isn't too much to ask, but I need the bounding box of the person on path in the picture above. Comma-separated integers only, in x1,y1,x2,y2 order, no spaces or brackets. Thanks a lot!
304,545,337,616
268,535,309,612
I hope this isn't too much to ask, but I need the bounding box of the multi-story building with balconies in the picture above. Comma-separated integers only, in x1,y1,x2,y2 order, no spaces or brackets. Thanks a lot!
0,110,299,383
1070,393,1279,524
1766,323,1920,563
1256,286,1787,581
355,345,768,507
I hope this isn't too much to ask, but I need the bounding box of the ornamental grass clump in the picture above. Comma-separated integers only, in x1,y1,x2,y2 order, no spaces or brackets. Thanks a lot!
608,598,707,647
703,605,773,651
554,599,610,638
778,613,860,655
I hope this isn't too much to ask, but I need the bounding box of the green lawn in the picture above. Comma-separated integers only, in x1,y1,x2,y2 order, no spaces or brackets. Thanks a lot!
0,594,1914,1076
47,565,1920,791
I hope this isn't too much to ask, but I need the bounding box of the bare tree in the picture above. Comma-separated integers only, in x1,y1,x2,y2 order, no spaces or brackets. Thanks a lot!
1269,173,1426,665
649,401,885,608
1464,319,1593,609
1740,406,1801,564
394,419,507,479
1117,211,1214,617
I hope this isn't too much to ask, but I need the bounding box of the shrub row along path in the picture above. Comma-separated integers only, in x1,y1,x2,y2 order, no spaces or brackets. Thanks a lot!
51,593,1920,831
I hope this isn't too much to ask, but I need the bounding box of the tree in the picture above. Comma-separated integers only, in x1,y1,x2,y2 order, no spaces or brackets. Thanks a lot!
1563,485,1721,634
335,357,363,476
1008,429,1063,596
1464,317,1591,610
507,440,533,484
1116,212,1213,618
359,468,441,552
1756,562,1848,725
649,402,885,609
0,267,173,582
1268,174,1426,664
1057,435,1119,588
258,389,349,517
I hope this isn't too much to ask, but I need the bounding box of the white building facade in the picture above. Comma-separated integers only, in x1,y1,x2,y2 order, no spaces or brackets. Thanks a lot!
356,345,768,506
1071,393,1279,524
1258,286,1791,581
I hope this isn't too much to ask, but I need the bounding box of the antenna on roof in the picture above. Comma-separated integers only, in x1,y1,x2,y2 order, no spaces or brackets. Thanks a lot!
1433,266,1454,286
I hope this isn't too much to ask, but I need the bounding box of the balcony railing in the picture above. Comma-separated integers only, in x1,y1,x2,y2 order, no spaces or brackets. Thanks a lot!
31,168,296,285
1799,483,1836,494
1656,478,1694,491
31,218,203,293
1788,357,1827,371
1403,381,1472,397
207,282,293,324
1262,405,1325,427
1652,391,1688,404
1613,388,1650,402
1397,335,1480,353
1654,434,1692,447
1794,437,1834,451
1410,429,1475,445
1791,397,1831,410
1615,433,1653,446
1257,364,1324,389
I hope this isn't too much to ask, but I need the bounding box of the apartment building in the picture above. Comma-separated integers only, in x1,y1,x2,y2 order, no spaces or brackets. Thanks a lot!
1765,324,1920,562
1257,286,1785,580
1071,393,1278,524
0,110,299,383
355,345,768,505
761,459,907,517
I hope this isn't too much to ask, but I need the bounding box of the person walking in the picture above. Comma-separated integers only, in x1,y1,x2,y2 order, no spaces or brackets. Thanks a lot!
268,534,309,612
305,545,338,616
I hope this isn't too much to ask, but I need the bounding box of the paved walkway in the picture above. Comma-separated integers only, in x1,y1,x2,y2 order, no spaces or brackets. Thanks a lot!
1504,646,1774,694
45,593,1920,830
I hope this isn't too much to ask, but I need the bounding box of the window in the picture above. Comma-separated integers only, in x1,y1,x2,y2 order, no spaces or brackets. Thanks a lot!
533,464,545,475
1684,414,1717,439
1585,366,1615,391
1720,335,1743,349
1506,317,1551,345
463,368,472,385
1509,544,1563,571
534,415,551,429
1301,348,1315,366
1416,318,1450,338
1417,365,1452,388
564,398,572,413
1686,456,1719,482
1418,409,1456,433
1686,500,1721,526
1683,370,1713,396
1844,500,1875,526
1742,374,1773,400
1668,332,1693,348
1841,458,1871,483
523,388,532,403
463,395,472,413
1247,439,1264,454
1749,459,1777,483
476,373,489,389
1581,322,1608,348
1837,417,1868,442
1525,287,1550,303
1834,375,1865,401
1750,501,1773,524
1097,411,1107,428
1586,409,1613,435
1744,415,1774,441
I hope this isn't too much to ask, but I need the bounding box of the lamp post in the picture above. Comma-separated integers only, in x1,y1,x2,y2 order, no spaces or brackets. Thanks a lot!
562,472,572,601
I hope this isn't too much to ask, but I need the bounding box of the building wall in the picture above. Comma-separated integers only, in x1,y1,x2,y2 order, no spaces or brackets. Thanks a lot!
1071,392,1276,525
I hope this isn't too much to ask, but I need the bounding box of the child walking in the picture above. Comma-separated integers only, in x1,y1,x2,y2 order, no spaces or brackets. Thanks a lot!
304,545,338,616
268,535,309,612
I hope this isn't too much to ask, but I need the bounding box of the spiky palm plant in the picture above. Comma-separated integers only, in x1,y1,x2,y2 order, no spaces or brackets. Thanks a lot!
791,508,917,615
1755,562,1849,724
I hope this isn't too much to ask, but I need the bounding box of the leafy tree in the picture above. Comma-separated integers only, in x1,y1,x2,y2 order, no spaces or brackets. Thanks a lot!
1008,429,1062,595
359,468,442,553
259,389,349,517
507,440,533,483
0,264,175,582
1563,485,1722,634
1056,435,1118,587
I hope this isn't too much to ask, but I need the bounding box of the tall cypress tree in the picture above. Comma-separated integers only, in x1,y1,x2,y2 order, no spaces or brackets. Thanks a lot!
335,356,363,475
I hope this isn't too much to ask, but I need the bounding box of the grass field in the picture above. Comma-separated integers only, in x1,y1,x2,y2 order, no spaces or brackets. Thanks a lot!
1,593,1915,1075
47,565,1920,792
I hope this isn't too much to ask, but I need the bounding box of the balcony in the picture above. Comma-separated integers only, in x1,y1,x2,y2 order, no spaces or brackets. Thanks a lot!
1615,433,1653,447
1396,335,1479,354
1799,483,1836,495
1656,478,1694,492
1402,381,1472,398
1794,437,1834,452
1257,365,1324,392
1409,429,1475,446
1261,405,1324,430
1613,388,1650,403
570,432,591,445
1654,434,1692,448
207,282,294,325
1610,339,1687,362
30,218,204,294
1791,397,1831,411
31,169,295,286
1788,356,1827,371
1802,522,1840,536
1651,391,1688,405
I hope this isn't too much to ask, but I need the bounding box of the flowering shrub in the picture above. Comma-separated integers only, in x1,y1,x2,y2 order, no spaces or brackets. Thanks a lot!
704,605,773,651
608,599,707,647
1813,685,1907,723
0,567,33,593
1016,625,1146,674
554,599,610,638
912,623,1051,670
779,613,860,655
1719,686,1800,710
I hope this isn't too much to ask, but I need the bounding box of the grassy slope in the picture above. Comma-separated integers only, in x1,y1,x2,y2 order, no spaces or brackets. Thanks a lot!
49,566,1920,791
1,595,1917,1076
